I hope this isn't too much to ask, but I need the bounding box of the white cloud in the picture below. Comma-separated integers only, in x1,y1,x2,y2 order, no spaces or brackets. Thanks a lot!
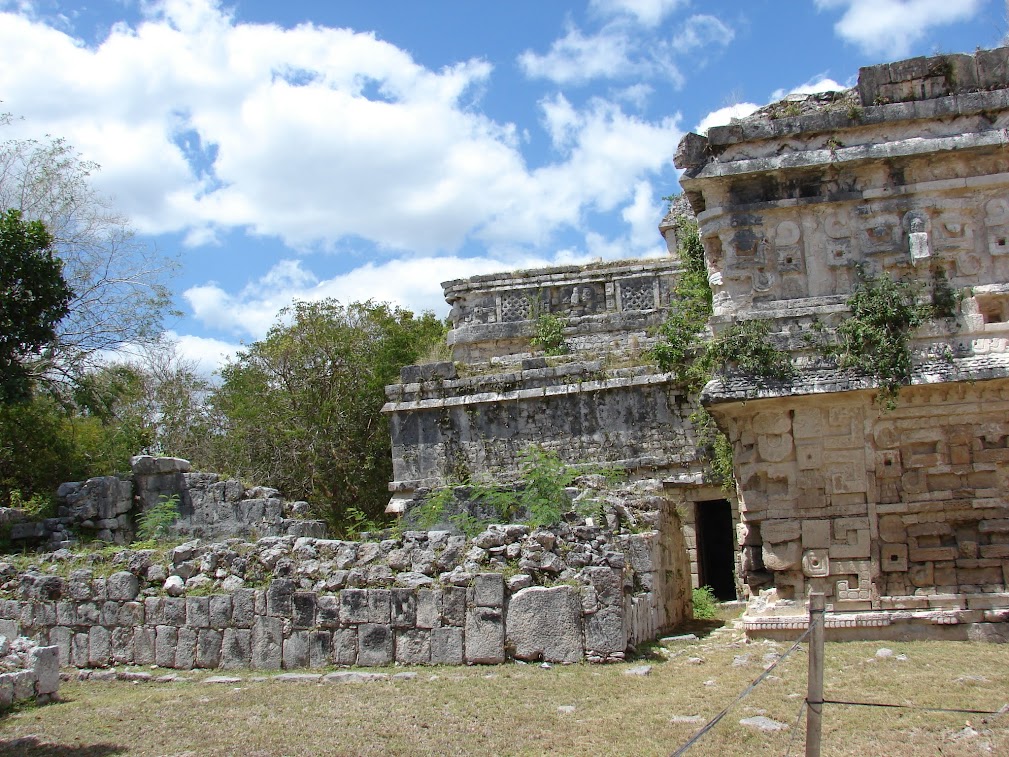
814,0,984,57
517,24,679,86
0,0,679,257
769,74,848,102
163,330,243,377
671,15,735,53
693,103,761,134
590,0,688,27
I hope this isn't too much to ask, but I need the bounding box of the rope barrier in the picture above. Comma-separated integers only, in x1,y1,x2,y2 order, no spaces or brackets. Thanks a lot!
821,699,1008,717
669,624,813,757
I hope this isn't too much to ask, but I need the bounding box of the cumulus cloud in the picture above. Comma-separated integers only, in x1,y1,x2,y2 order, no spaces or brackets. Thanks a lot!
814,0,984,57
671,15,735,54
693,103,761,134
590,0,688,27
517,24,682,87
163,330,243,377
518,6,733,88
0,0,679,257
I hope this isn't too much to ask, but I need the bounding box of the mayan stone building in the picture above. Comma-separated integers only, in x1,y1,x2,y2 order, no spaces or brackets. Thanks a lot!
381,254,743,630
677,47,1009,639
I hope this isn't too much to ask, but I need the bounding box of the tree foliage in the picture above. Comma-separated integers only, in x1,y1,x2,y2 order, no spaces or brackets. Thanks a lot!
0,116,174,386
0,209,72,402
204,300,446,530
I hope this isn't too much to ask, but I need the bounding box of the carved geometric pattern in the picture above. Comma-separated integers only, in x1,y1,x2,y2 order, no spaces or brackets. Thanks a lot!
619,279,655,311
500,293,531,322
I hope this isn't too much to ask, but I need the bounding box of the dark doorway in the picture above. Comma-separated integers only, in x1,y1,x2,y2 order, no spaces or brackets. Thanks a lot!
695,499,737,600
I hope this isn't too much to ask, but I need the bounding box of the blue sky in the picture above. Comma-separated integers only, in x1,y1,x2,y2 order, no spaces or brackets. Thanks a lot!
1,0,1005,373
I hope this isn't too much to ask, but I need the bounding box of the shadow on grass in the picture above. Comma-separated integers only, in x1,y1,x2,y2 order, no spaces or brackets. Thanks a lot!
0,737,125,757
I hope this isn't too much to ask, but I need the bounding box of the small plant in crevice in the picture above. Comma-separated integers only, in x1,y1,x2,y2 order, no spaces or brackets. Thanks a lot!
692,585,719,620
814,264,957,410
530,312,569,356
413,445,619,532
135,494,180,542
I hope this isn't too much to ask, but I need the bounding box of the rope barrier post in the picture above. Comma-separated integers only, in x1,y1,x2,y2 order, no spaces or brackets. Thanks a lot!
805,592,825,757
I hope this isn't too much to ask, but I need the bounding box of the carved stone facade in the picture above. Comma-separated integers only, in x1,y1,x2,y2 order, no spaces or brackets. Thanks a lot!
678,47,1009,637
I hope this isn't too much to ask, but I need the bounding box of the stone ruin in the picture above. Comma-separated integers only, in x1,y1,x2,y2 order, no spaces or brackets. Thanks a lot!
3,47,1009,675
675,46,1009,639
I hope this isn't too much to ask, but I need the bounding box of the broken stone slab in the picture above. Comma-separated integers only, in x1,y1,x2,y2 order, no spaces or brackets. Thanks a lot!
273,673,322,683
130,455,192,476
739,716,788,732
203,675,243,684
623,665,652,676
323,671,389,684
506,586,583,664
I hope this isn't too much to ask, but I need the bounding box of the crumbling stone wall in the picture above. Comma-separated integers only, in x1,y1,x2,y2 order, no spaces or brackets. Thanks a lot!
9,456,326,550
0,513,686,667
677,46,1009,637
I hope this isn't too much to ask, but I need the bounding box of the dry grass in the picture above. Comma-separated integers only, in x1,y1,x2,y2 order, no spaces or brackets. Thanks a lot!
1,616,1007,756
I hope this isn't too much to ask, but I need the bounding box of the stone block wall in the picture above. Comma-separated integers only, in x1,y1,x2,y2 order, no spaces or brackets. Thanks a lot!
0,520,688,667
10,456,326,550
0,639,59,709
384,363,702,494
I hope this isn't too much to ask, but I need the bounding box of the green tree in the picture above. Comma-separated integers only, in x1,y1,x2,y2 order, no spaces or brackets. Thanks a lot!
0,117,174,386
207,299,446,531
0,209,72,402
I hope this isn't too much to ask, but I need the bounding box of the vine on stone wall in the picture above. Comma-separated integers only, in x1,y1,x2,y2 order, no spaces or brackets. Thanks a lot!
814,264,959,410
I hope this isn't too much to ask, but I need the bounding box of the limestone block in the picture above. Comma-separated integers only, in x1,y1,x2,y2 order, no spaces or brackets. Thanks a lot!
357,624,394,666
332,628,358,666
416,589,441,629
391,589,416,629
176,627,197,669
441,586,467,626
801,549,830,578
221,628,252,669
317,595,340,628
68,632,87,668
584,605,626,656
134,627,155,666
0,675,12,709
11,670,34,702
117,601,143,628
55,601,76,627
762,541,801,571
209,595,232,628
197,629,223,668
155,626,177,668
473,573,505,608
465,607,505,664
340,589,391,624
162,597,186,627
266,579,295,617
292,592,317,629
430,627,464,665
99,601,120,627
30,645,59,695
252,616,283,669
186,597,211,628
88,626,111,667
506,586,583,664
232,589,255,628
309,631,331,668
49,626,72,666
878,515,907,543
106,571,139,602
798,521,830,550
881,544,909,573
111,627,134,665
830,519,871,559
283,631,310,669
762,520,801,544
395,629,431,665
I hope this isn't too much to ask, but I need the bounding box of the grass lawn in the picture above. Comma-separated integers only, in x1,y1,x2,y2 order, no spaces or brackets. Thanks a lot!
1,614,1007,756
